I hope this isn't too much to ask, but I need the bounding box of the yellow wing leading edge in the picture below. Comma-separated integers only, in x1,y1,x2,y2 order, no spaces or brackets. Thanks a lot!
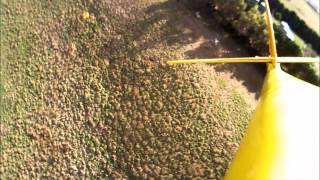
224,64,319,179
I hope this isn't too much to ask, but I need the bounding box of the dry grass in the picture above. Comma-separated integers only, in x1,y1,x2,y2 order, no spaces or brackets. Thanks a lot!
1,0,251,179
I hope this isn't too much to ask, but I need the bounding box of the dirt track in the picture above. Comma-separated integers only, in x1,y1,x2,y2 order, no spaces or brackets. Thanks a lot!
172,2,265,107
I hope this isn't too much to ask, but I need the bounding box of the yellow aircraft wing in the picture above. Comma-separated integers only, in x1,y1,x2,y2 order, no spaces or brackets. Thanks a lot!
224,64,319,179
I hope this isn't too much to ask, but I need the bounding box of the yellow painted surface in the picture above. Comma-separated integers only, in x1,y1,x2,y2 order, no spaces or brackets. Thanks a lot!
277,57,320,63
167,57,272,64
224,64,319,180
264,0,277,66
167,57,320,65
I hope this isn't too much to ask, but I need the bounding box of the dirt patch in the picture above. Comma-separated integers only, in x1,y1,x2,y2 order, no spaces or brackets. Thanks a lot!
172,1,265,107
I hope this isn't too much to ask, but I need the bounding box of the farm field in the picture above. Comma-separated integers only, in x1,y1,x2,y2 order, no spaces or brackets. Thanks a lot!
279,0,320,34
0,0,264,179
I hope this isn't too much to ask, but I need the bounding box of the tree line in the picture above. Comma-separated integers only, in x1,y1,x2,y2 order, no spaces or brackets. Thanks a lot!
180,0,319,86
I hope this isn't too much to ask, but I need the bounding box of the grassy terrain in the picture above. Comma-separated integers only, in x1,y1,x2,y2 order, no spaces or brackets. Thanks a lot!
279,0,319,35
0,0,252,179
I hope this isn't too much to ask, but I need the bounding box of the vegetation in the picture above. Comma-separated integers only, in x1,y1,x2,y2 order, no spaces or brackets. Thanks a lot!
269,0,320,54
273,20,320,85
207,0,319,86
0,0,252,179
277,0,320,35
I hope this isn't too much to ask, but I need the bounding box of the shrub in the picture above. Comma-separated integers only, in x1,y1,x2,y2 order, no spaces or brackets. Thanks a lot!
209,0,319,86
269,0,320,54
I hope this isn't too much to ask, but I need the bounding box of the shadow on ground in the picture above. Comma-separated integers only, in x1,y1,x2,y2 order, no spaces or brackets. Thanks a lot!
172,0,265,99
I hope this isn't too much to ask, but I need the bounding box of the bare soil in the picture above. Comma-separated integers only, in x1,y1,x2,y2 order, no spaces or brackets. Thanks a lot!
171,2,265,107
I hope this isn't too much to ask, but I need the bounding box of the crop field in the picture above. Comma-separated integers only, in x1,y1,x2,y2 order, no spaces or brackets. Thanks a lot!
279,0,319,34
1,0,253,179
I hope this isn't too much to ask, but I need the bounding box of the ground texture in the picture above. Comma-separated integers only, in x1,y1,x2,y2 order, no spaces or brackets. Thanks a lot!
1,0,262,179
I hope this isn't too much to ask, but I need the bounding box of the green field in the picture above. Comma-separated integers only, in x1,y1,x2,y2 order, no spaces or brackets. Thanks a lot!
0,0,252,179
279,0,319,35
